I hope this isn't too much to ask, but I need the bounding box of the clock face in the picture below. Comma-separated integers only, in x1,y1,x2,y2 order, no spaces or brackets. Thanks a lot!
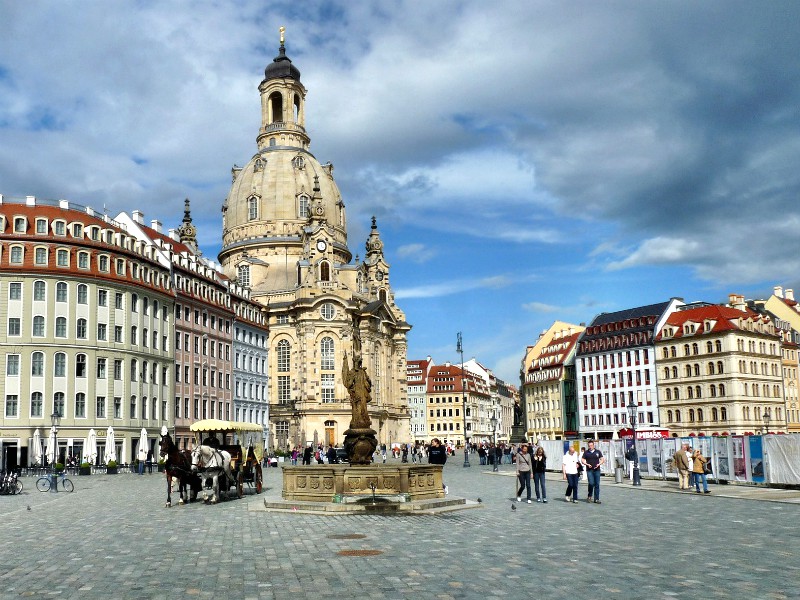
315,205,324,215
316,240,327,252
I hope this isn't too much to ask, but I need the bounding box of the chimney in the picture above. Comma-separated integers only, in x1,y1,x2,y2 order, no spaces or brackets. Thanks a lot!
774,286,784,298
132,210,144,225
786,289,795,301
168,228,180,241
729,294,746,312
151,219,162,233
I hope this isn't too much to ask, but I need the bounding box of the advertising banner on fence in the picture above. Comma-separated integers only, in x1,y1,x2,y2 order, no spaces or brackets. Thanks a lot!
748,436,765,483
716,437,732,480
732,436,747,481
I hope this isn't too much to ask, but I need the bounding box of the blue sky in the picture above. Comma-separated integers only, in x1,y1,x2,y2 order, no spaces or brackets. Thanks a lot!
2,1,799,384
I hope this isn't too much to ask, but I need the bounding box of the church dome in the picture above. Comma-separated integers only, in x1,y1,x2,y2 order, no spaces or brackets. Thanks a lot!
264,44,301,82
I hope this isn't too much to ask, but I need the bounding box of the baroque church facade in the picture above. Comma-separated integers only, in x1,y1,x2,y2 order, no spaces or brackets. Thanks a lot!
218,34,411,451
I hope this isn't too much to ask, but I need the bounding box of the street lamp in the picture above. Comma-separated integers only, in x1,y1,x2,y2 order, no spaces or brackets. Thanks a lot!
490,415,498,472
457,332,470,467
763,410,770,435
50,412,61,493
626,399,641,486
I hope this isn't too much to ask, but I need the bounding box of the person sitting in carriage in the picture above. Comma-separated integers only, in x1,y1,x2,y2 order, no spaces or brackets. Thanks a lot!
202,436,220,448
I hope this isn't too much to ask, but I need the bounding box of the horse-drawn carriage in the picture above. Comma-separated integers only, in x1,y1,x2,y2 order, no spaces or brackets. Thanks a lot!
189,419,264,503
159,420,264,507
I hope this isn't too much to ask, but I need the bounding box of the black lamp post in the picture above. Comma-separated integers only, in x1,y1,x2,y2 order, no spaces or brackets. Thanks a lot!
50,411,61,493
490,415,498,471
763,410,770,435
626,399,641,486
457,332,470,467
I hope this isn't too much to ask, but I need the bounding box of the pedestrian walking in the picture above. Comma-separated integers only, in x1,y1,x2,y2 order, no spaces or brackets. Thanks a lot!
691,449,710,494
515,443,533,503
673,443,691,490
581,440,605,504
532,446,547,502
562,446,580,503
137,444,147,475
494,444,503,472
302,445,312,465
427,438,448,495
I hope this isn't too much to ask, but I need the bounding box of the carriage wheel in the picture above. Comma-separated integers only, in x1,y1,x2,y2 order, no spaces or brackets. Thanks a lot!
237,472,244,499
255,465,263,494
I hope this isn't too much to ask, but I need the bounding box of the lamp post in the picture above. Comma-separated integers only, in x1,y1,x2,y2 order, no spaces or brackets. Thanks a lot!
50,411,61,493
763,410,770,435
626,399,641,486
490,415,498,471
457,332,470,467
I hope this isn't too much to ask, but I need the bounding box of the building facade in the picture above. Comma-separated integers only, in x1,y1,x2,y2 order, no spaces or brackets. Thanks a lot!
407,357,434,443
575,299,683,439
752,286,800,433
656,297,786,436
216,37,410,450
0,197,175,469
521,322,584,441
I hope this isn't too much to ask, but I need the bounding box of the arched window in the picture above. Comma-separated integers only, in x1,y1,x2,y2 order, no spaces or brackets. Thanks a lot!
721,407,727,420
692,343,699,355
54,353,66,377
31,352,44,376
32,316,45,337
708,362,715,375
675,409,681,422
54,392,65,417
712,407,719,421
75,354,86,377
674,387,680,400
697,408,704,421
34,280,46,301
662,348,669,359
715,340,722,352
695,386,702,398
56,282,68,302
77,284,88,304
319,261,330,282
298,194,309,218
664,367,670,379
667,410,673,422
717,361,723,374
277,340,291,372
248,196,258,221
684,344,690,356
672,366,678,378
320,337,335,370
693,364,700,376
670,346,677,358
709,384,717,397
707,341,713,353
687,386,694,399
689,408,695,422
665,388,672,401
238,264,250,287
269,92,283,123
293,94,301,122
685,365,692,377
31,392,43,417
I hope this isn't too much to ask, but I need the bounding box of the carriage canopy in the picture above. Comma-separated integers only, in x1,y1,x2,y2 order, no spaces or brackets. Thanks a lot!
189,420,264,462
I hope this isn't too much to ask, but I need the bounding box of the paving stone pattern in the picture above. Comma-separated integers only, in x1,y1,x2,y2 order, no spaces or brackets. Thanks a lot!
3,461,800,599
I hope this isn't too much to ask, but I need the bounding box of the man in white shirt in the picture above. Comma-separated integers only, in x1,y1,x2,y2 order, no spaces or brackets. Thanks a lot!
562,446,581,503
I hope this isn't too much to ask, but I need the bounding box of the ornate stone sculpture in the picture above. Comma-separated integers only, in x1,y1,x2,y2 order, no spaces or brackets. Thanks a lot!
342,315,378,465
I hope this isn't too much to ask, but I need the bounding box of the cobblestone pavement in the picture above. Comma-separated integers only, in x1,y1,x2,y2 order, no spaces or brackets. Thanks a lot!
3,459,800,599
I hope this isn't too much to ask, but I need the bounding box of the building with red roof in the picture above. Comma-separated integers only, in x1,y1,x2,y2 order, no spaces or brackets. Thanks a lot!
655,295,786,436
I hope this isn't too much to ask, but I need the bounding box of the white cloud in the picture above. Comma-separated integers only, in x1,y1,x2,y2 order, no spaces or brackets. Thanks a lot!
606,237,701,271
396,243,435,263
396,275,513,300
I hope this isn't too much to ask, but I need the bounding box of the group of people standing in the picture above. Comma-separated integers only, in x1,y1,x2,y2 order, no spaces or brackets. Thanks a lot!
672,443,711,494
515,440,606,504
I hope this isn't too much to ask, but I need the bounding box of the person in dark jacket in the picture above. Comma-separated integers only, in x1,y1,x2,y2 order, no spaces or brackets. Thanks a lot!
302,445,312,465
494,444,503,472
531,446,548,502
427,438,448,495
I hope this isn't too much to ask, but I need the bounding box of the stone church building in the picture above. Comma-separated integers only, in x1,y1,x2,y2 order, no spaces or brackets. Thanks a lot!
218,34,411,451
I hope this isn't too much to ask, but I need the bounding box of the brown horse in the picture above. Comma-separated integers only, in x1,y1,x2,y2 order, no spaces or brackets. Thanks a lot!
158,430,200,507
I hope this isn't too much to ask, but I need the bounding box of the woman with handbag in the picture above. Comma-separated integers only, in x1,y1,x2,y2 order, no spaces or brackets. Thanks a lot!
691,449,710,494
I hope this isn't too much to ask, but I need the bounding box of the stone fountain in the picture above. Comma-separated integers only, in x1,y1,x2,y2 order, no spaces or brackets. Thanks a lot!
271,315,463,514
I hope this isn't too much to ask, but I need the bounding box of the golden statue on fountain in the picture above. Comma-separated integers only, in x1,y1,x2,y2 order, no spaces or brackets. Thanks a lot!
342,314,378,464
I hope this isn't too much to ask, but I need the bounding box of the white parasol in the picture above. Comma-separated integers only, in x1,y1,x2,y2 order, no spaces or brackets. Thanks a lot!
86,428,98,464
139,428,148,461
32,428,42,465
104,426,117,463
45,426,56,464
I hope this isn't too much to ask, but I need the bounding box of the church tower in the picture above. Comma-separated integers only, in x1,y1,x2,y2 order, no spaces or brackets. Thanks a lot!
219,29,411,450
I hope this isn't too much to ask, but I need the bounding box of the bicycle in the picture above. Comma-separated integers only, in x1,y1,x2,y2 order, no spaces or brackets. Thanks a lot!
36,471,74,493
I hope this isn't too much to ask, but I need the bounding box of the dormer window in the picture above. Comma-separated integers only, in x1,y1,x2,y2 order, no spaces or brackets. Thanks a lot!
35,219,48,234
14,217,26,233
54,221,66,236
77,251,89,269
72,223,83,238
292,156,305,169
248,196,259,221
90,226,99,241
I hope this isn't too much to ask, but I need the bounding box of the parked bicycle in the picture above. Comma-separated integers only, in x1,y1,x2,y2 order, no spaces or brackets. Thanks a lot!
36,471,74,493
0,471,23,495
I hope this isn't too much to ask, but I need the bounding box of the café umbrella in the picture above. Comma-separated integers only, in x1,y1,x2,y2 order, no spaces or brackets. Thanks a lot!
32,428,42,466
104,427,116,463
85,429,98,464
45,426,56,465
139,428,148,461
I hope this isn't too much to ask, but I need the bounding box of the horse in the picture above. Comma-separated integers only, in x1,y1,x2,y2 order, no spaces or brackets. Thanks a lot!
190,445,234,504
158,430,200,507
